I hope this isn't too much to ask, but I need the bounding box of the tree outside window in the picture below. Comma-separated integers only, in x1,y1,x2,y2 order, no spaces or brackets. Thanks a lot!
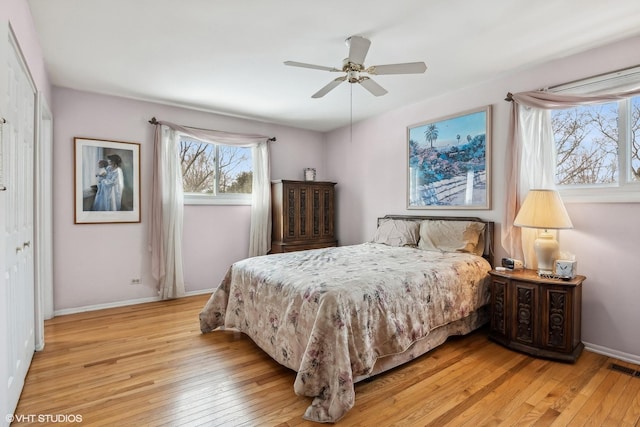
180,137,252,202
551,95,640,188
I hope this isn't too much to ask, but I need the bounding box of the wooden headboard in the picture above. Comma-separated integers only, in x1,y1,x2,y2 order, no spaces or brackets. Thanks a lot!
377,215,495,267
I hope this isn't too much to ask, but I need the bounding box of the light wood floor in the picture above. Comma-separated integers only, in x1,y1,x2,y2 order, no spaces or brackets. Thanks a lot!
14,294,640,426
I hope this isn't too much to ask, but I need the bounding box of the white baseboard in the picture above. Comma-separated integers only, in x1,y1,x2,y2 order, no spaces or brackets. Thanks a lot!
584,341,640,365
53,288,214,317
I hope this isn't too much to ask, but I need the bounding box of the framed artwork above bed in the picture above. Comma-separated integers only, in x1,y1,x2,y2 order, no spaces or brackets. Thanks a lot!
407,106,491,209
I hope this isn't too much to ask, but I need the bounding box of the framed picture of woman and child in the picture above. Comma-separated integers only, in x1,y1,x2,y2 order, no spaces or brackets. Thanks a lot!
74,137,141,224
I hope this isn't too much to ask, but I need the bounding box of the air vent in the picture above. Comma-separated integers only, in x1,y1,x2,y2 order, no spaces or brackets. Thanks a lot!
609,363,640,377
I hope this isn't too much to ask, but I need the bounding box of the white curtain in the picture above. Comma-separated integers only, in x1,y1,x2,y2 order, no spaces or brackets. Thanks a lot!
248,141,271,257
150,120,272,299
502,87,640,265
513,106,557,268
151,125,185,299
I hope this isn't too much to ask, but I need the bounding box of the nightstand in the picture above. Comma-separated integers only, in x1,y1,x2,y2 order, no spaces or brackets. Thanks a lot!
488,268,585,363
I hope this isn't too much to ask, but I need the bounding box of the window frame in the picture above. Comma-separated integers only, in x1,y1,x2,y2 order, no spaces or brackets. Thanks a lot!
184,193,251,206
180,137,253,206
550,67,640,203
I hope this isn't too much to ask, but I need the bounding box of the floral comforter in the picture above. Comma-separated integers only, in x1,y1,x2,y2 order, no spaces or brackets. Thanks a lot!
199,243,491,423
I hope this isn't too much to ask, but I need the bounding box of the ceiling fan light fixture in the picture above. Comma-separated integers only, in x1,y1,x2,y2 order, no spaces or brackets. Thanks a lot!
284,35,426,98
342,59,362,72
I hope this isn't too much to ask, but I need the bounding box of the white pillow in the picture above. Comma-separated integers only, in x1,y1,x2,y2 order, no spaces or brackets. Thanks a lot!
372,219,420,247
418,220,485,255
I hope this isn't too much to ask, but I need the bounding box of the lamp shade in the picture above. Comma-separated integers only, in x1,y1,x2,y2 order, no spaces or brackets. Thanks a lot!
513,189,573,230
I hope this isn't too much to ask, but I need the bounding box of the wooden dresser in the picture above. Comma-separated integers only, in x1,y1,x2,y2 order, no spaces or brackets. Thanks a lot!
271,180,337,253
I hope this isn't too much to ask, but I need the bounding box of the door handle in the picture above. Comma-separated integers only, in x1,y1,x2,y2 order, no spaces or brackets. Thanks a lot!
23,241,30,248
16,247,22,253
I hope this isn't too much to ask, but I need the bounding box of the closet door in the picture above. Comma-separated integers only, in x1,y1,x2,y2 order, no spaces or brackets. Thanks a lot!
0,31,36,422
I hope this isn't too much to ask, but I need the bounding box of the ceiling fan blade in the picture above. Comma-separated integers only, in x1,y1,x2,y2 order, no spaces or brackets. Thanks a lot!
366,62,427,75
347,36,371,65
312,76,347,98
284,61,340,72
359,77,388,97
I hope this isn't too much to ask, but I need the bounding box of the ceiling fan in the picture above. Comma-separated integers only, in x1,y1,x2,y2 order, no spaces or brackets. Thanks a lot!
284,35,427,98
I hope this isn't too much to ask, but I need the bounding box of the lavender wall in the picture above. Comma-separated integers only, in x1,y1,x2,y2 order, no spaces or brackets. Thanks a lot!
52,88,326,310
325,36,640,361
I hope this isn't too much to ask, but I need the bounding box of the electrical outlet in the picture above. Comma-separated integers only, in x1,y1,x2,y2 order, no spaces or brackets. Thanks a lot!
130,278,141,285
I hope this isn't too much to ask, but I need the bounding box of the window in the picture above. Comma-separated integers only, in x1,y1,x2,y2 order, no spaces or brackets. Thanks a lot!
180,136,252,205
550,67,640,202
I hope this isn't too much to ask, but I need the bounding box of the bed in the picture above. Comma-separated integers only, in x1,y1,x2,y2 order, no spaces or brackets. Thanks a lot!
199,215,494,423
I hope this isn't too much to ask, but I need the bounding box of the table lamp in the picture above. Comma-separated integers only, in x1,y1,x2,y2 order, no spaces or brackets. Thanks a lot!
513,189,573,275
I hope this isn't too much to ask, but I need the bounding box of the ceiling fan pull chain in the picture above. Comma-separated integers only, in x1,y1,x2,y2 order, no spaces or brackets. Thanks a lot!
350,84,353,144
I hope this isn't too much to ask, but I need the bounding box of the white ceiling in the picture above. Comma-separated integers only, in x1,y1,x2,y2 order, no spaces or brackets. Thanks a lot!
27,0,640,132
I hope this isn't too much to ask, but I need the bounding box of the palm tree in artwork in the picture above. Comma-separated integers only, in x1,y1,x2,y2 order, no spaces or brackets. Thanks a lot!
456,134,461,145
424,124,439,148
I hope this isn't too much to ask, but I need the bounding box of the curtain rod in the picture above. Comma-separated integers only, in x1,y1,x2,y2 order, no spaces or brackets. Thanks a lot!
148,117,276,142
504,89,545,102
504,64,640,103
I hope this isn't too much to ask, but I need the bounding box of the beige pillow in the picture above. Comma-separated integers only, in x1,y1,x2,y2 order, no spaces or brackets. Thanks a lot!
418,220,485,255
372,219,420,247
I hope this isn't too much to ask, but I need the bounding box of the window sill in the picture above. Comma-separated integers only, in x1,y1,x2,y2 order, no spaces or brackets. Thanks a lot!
559,186,640,204
184,195,251,206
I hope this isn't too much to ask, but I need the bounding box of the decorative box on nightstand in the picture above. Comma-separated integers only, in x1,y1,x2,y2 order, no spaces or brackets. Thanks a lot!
488,268,585,363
